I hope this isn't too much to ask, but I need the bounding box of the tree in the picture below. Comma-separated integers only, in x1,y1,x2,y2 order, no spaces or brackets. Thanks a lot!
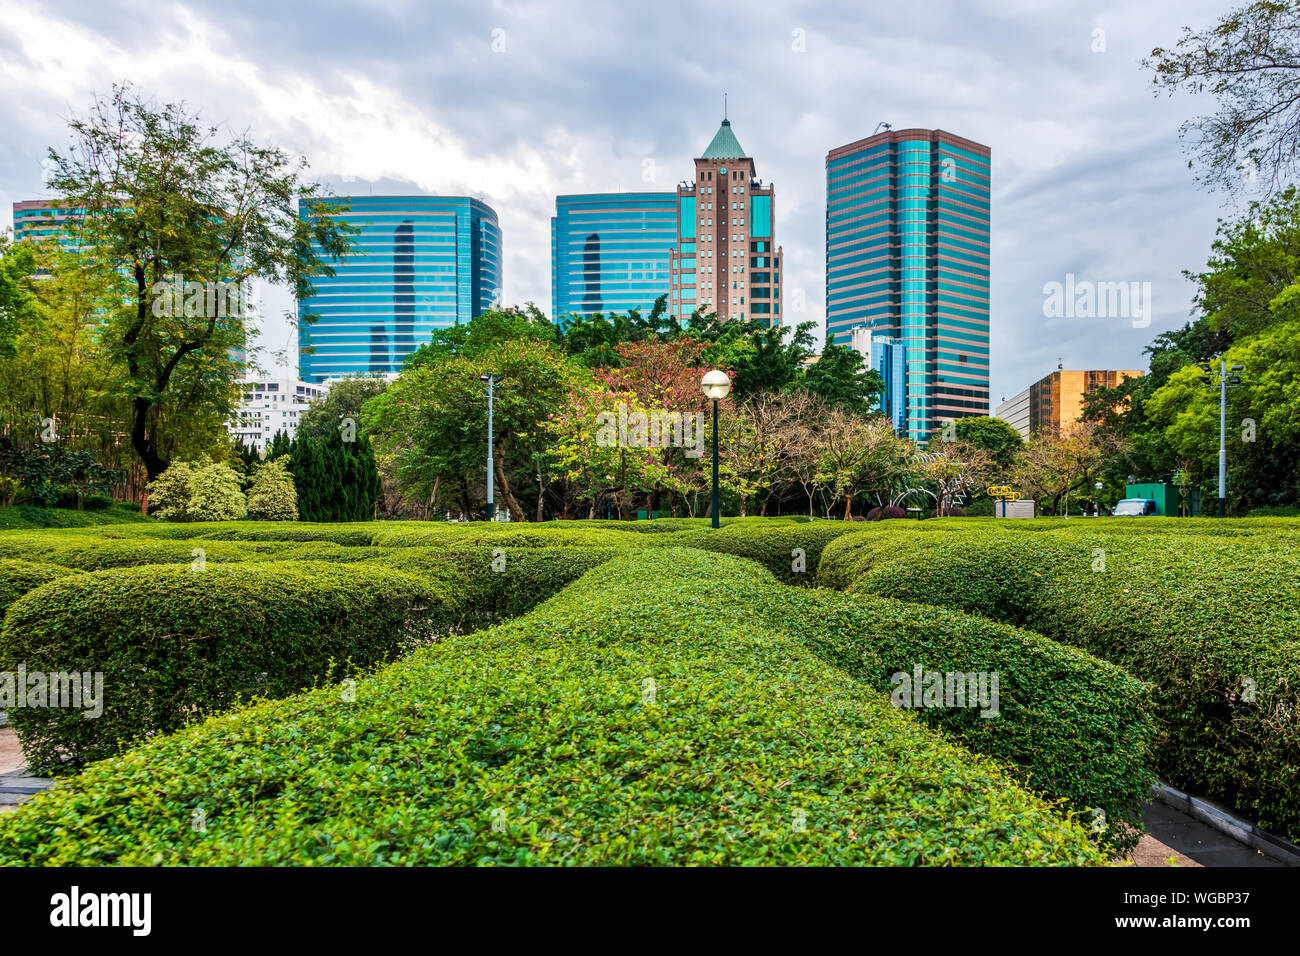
187,461,247,521
146,458,245,520
1145,1,1300,197
366,338,580,521
796,343,884,415
818,411,914,519
0,236,38,358
1011,425,1105,516
246,457,298,520
915,443,994,516
45,83,353,480
295,376,388,443
146,461,194,520
947,415,1024,471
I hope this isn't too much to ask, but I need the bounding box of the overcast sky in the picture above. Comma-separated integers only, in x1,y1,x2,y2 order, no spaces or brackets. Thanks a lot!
0,0,1250,403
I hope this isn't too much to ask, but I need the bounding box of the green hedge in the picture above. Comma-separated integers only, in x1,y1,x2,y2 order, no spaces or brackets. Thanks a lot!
369,524,648,549
0,548,1107,865
657,522,869,585
0,559,79,616
819,523,1300,841
0,503,149,530
0,534,266,570
0,561,442,771
765,586,1156,852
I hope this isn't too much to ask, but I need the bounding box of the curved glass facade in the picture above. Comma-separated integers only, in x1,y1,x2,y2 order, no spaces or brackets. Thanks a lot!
826,130,990,443
551,193,676,322
298,195,502,382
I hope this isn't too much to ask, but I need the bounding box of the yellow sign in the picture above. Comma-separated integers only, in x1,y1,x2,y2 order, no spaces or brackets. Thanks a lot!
986,484,1021,501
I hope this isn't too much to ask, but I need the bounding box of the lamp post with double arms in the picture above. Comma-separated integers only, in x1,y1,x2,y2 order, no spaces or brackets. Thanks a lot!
701,370,732,529
480,372,501,520
1198,360,1245,518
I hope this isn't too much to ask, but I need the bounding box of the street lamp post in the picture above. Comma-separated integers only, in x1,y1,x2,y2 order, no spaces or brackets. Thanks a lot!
1095,481,1104,517
480,372,500,521
701,370,732,529
1198,360,1245,518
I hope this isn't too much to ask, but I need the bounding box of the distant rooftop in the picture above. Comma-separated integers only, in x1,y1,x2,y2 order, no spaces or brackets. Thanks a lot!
701,119,747,159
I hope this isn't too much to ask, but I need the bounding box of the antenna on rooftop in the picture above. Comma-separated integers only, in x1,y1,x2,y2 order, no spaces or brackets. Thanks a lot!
724,92,728,120
873,122,892,135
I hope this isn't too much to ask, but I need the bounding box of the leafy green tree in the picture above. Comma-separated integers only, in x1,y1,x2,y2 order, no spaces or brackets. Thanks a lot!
45,83,353,480
246,458,298,520
295,376,387,442
946,415,1024,470
796,343,884,415
0,236,38,358
145,461,194,520
187,461,247,520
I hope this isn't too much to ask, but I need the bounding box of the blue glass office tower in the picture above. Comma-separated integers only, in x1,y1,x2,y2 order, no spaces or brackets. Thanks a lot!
298,195,502,382
551,193,677,322
826,129,990,443
849,326,906,432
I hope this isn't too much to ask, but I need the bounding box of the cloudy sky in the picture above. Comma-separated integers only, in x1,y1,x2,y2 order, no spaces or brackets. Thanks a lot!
0,0,1249,403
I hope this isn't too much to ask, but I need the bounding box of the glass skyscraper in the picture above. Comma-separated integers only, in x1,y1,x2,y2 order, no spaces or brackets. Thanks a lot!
551,193,677,322
826,129,990,443
298,195,502,382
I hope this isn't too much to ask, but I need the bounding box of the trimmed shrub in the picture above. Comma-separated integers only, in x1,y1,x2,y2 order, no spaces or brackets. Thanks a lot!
819,522,1300,841
0,549,1107,865
361,545,627,631
765,587,1156,852
147,460,247,521
246,459,298,521
145,461,193,520
370,524,647,549
0,561,444,771
0,559,79,616
656,522,868,585
0,534,264,571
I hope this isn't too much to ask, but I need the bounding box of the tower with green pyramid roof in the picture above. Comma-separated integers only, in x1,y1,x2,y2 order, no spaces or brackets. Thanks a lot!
668,116,782,327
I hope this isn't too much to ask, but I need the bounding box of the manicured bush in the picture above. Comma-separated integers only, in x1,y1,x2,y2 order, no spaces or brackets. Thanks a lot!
0,503,148,530
0,559,78,616
0,548,1107,865
866,505,907,521
147,460,247,521
246,459,298,521
656,521,868,585
362,545,627,630
0,561,444,771
0,534,264,570
370,524,647,549
764,587,1156,852
819,522,1300,841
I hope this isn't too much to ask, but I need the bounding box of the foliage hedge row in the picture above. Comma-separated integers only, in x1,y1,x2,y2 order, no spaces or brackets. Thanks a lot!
655,522,868,585
0,562,442,770
0,548,1108,865
818,522,1300,840
0,503,148,530
0,559,78,616
764,586,1156,852
0,534,269,570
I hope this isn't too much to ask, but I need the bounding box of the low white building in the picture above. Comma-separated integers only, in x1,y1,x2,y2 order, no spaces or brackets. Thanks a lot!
230,378,330,453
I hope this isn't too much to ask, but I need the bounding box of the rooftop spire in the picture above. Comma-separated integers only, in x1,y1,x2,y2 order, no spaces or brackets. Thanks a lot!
701,117,746,159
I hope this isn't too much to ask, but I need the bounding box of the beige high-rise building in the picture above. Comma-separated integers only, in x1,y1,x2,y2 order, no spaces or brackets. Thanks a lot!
995,367,1143,437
